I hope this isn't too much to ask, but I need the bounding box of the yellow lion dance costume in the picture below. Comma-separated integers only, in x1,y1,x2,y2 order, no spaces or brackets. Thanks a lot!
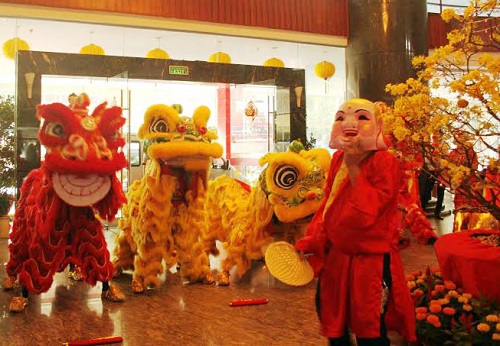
113,104,223,293
204,141,331,285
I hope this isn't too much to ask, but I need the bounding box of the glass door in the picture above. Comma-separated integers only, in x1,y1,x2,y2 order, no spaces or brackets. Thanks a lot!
228,84,276,183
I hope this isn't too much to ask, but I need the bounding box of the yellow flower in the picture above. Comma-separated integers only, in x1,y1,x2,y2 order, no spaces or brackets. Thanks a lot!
458,296,469,304
439,298,450,305
486,315,499,323
407,281,416,289
441,8,456,22
462,293,473,299
463,304,473,312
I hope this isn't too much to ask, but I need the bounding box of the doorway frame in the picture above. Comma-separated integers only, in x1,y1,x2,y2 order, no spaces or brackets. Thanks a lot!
15,51,306,192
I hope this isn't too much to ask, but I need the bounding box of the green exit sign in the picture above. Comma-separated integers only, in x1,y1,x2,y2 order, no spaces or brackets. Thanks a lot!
169,65,189,76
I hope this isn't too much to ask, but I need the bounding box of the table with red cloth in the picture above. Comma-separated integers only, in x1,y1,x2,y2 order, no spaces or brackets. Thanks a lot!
434,229,500,304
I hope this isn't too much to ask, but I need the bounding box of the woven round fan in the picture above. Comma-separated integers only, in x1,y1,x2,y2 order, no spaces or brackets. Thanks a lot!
265,241,314,286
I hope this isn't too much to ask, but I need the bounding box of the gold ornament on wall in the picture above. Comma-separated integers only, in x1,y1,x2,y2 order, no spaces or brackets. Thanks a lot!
245,100,258,121
146,48,169,59
263,58,285,68
3,37,30,60
208,52,231,64
314,61,335,80
79,43,105,56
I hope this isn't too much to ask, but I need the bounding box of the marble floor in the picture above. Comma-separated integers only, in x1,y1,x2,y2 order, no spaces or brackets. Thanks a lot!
0,197,454,346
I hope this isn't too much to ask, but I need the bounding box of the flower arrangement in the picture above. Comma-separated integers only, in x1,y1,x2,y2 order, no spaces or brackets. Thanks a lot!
383,0,500,222
407,266,500,345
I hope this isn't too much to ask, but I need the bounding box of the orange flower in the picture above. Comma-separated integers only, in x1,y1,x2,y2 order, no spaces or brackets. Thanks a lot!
406,275,415,281
407,281,416,289
477,323,491,333
434,284,445,293
429,304,442,313
439,298,450,305
413,289,424,297
458,296,469,304
411,270,422,277
443,307,455,316
486,315,499,323
427,314,440,324
416,313,427,321
426,314,441,328
416,307,428,314
496,323,500,332
462,293,473,299
493,333,500,341
443,280,456,290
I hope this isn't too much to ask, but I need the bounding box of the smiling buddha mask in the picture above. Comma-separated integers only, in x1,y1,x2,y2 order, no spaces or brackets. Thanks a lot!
329,98,390,151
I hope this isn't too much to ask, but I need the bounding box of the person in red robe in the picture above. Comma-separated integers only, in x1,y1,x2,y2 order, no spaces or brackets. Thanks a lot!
295,98,416,345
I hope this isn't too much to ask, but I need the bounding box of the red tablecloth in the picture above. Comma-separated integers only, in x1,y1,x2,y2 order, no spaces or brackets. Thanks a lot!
434,229,500,304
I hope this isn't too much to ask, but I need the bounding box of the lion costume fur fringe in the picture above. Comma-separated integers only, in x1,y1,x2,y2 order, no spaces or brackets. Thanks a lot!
203,142,331,282
113,104,223,292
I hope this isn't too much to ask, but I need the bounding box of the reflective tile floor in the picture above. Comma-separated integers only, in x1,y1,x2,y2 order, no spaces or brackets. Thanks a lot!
0,208,454,346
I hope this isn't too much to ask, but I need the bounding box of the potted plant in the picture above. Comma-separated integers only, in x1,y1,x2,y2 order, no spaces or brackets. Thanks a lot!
0,95,15,237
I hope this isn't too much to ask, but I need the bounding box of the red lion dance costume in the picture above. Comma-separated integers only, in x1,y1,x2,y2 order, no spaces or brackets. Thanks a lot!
3,95,128,312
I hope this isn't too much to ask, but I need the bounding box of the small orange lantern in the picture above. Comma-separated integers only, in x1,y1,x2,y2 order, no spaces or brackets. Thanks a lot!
263,58,285,68
3,37,30,60
79,44,105,56
146,48,169,59
208,52,231,64
314,61,336,80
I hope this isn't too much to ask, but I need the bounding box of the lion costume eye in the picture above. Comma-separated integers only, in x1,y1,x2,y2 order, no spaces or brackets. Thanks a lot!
273,165,298,190
45,122,65,137
149,118,168,133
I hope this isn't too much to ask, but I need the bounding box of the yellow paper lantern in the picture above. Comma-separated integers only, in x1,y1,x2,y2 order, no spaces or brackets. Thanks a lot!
79,44,105,56
146,48,170,59
263,58,285,68
208,52,231,64
3,37,30,60
314,61,336,80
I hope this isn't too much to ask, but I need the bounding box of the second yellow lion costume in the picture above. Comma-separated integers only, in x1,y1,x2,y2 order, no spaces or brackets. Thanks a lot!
113,104,223,292
204,141,331,285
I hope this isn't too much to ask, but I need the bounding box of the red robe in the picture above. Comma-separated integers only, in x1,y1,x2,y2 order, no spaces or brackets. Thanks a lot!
296,150,416,341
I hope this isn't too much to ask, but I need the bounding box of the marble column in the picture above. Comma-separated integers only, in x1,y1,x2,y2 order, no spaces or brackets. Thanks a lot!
346,0,428,103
